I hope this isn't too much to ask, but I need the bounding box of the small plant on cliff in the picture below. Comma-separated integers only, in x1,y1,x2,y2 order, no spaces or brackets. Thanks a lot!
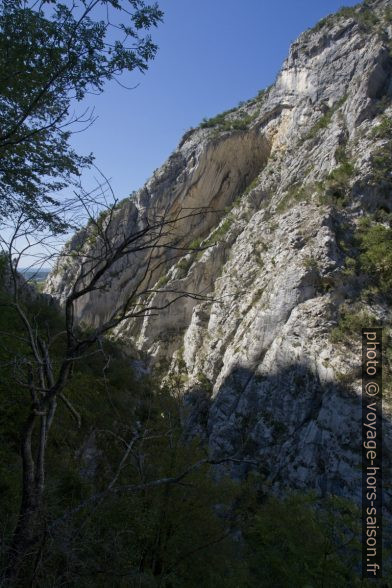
371,115,392,139
357,216,392,299
330,304,378,344
200,111,255,132
318,158,355,208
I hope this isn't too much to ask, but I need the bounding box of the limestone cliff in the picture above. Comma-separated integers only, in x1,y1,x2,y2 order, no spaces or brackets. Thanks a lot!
46,0,392,509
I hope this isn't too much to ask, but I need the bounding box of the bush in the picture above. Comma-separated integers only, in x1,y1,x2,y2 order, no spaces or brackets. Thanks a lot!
155,273,170,288
318,159,355,208
371,115,392,139
330,304,378,343
369,141,392,190
357,219,392,297
200,110,255,132
244,493,362,588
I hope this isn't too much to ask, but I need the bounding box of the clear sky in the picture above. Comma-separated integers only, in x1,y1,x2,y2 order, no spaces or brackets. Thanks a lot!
71,0,359,201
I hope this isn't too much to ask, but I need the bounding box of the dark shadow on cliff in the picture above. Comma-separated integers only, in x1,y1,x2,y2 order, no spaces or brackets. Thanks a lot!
182,362,391,525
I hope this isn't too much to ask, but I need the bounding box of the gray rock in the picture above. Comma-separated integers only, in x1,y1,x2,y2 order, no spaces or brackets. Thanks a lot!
46,0,392,512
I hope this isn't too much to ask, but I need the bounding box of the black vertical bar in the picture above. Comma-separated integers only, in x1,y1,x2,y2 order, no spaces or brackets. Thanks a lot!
362,327,382,579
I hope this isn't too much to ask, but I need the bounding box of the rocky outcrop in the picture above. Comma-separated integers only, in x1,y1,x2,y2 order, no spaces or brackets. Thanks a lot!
46,0,392,510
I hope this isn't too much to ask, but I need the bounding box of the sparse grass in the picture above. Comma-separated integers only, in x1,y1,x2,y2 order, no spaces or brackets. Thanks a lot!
303,255,319,271
192,214,235,262
255,85,271,102
212,215,234,240
311,17,328,33
309,2,386,40
301,96,347,144
243,176,259,196
276,183,315,214
200,108,235,128
304,109,334,141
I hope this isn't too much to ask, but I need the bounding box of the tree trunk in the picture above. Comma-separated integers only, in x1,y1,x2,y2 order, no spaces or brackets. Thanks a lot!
4,413,46,585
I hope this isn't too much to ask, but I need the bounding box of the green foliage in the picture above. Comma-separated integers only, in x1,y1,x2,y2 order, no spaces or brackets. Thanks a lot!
0,1,163,230
309,2,387,40
155,273,170,288
246,84,272,105
211,214,234,240
368,136,392,192
310,16,329,33
0,288,247,585
330,304,378,343
200,110,255,132
336,4,379,30
305,109,334,140
189,237,202,250
0,251,6,279
371,115,392,139
0,270,382,586
318,159,355,208
342,255,357,277
176,255,193,274
357,217,392,298
244,493,362,588
385,5,392,23
243,176,259,196
303,255,319,271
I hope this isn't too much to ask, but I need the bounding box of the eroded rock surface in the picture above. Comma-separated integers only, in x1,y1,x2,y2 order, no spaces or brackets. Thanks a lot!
46,0,392,510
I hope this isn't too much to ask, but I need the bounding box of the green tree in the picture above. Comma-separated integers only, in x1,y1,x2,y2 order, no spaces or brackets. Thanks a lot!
243,493,362,587
0,0,163,230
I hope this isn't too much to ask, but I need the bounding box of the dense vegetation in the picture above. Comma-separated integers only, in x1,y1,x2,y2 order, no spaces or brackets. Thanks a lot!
1,0,391,585
0,274,384,586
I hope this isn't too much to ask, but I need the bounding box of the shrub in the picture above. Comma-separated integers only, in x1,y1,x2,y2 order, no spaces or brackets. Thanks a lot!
318,159,355,208
155,273,170,288
177,256,193,274
371,115,392,139
336,4,379,30
244,494,362,588
369,141,392,190
357,219,392,297
304,109,334,141
303,255,319,271
330,305,377,343
200,110,255,132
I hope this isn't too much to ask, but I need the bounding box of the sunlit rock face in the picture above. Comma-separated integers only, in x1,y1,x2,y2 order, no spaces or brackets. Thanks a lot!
47,0,392,508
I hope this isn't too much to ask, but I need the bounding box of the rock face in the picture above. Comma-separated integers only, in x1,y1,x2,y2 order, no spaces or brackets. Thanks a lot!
46,0,392,509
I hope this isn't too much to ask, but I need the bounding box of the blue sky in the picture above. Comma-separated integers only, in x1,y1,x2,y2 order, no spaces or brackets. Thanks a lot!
71,0,359,200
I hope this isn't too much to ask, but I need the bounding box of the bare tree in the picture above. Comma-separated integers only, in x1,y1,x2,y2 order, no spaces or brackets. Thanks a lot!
0,181,217,583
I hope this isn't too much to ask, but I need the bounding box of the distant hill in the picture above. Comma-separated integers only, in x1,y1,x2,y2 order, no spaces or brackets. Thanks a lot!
20,268,50,283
